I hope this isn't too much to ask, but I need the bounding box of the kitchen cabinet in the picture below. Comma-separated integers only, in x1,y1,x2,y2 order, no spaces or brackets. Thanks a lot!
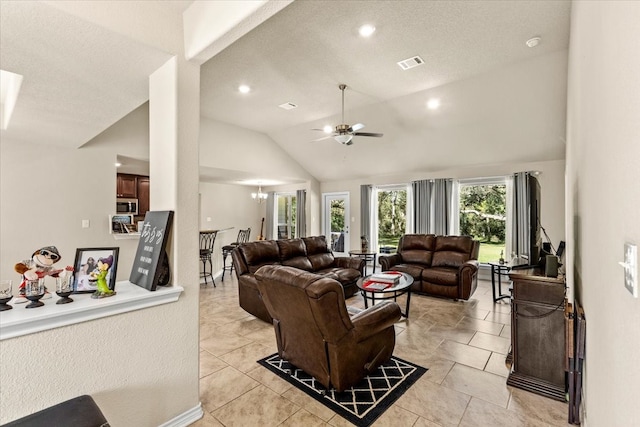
117,174,137,198
137,176,150,216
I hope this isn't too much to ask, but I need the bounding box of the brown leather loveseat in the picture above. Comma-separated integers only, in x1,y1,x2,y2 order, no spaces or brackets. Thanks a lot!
232,236,364,322
379,234,480,300
255,265,401,391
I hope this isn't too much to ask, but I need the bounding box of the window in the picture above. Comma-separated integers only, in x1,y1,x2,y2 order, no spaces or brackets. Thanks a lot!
376,186,407,253
459,178,507,263
276,193,296,239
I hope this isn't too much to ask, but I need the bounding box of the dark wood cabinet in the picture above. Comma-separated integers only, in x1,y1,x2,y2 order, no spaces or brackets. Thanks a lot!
507,268,566,401
117,174,138,198
137,176,150,216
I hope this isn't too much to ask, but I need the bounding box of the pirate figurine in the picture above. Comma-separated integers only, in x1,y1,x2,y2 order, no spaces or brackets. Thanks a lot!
14,246,70,303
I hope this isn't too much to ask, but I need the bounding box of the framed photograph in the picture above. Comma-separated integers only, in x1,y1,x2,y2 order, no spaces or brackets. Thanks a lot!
73,247,119,293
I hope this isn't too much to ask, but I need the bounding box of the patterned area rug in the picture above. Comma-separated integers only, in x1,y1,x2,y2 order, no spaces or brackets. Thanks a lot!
257,353,427,427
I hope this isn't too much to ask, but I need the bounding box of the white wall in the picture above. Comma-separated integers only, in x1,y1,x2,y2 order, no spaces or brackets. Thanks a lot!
199,117,317,183
566,2,640,425
0,141,139,283
0,139,194,425
199,182,265,274
321,159,566,262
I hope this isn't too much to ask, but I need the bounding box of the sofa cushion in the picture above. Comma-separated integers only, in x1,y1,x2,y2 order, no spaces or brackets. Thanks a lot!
388,264,424,282
421,267,459,286
431,236,473,268
283,256,313,271
277,238,307,259
303,236,330,255
303,236,335,270
316,267,361,285
308,253,336,271
238,240,281,273
399,234,435,266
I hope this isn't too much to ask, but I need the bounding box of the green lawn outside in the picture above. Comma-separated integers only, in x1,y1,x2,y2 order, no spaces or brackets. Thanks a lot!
478,242,506,263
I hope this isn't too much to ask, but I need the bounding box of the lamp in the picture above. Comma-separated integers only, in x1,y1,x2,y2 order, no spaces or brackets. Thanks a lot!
334,134,353,144
251,185,268,203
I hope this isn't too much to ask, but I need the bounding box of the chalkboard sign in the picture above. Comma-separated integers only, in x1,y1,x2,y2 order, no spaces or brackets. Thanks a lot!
129,210,174,291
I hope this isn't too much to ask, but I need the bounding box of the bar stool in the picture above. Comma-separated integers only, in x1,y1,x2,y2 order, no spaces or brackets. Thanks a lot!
200,230,218,286
222,228,250,280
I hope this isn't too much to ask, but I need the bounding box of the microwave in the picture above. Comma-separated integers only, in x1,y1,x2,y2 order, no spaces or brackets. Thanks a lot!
116,198,138,215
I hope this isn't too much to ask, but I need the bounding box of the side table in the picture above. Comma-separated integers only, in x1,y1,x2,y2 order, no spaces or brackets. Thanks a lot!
348,250,377,276
488,262,511,302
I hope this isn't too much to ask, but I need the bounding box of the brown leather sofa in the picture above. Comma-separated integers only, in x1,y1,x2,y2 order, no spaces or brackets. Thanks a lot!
232,236,364,322
378,234,480,300
255,265,401,392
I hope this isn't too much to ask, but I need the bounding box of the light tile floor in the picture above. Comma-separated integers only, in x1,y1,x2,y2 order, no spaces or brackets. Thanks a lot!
194,274,570,426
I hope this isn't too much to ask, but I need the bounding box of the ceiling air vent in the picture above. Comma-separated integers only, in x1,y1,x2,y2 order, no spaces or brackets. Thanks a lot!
397,55,424,70
278,102,298,110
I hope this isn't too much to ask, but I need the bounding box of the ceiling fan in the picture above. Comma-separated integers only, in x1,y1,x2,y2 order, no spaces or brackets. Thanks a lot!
312,84,383,145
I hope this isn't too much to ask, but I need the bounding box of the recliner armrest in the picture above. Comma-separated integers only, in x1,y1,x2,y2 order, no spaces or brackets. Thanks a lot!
460,259,479,272
351,301,401,342
378,254,402,271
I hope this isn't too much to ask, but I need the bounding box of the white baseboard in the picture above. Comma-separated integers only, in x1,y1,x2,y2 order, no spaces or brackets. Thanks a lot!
158,402,204,427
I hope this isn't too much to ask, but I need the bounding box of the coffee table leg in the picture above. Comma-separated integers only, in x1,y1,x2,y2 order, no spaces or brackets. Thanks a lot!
362,290,369,309
405,290,411,318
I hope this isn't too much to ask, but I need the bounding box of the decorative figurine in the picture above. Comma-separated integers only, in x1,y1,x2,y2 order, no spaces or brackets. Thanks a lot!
499,250,505,265
91,255,116,299
361,235,369,252
14,246,71,303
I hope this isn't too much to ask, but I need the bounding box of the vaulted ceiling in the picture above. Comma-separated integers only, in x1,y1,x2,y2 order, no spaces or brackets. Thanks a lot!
1,0,571,184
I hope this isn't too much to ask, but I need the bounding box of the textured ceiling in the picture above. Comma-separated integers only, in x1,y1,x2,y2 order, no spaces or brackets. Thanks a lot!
201,1,570,134
200,0,572,182
1,0,572,184
0,1,173,148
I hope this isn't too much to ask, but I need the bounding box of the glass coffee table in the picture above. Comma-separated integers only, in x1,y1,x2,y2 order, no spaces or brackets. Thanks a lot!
357,272,414,318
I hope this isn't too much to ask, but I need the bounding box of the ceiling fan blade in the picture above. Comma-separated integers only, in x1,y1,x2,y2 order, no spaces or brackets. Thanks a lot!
354,132,384,137
351,123,365,132
311,135,333,142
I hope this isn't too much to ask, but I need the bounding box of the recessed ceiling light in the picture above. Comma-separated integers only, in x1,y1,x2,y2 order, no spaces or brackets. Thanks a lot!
238,84,251,94
427,99,441,110
358,24,376,37
526,37,541,48
115,162,122,167
323,125,333,133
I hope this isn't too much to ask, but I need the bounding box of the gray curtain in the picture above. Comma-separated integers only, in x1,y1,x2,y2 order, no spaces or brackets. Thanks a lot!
411,178,454,234
265,191,275,240
360,185,372,241
296,189,306,237
512,172,530,260
432,179,453,235
412,180,432,233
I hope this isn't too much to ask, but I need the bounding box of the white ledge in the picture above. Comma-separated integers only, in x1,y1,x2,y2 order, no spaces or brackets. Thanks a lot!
113,232,141,240
0,281,183,340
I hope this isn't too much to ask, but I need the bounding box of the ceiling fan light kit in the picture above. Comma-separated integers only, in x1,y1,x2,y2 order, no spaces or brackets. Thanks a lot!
334,134,353,144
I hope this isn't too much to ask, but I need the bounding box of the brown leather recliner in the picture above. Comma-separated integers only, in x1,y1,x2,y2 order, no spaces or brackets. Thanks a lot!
379,234,480,300
255,265,401,392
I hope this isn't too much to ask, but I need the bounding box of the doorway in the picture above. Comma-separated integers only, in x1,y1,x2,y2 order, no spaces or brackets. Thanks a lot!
322,192,350,256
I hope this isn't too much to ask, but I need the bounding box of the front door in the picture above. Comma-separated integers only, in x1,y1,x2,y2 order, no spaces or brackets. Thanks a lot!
323,192,350,256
